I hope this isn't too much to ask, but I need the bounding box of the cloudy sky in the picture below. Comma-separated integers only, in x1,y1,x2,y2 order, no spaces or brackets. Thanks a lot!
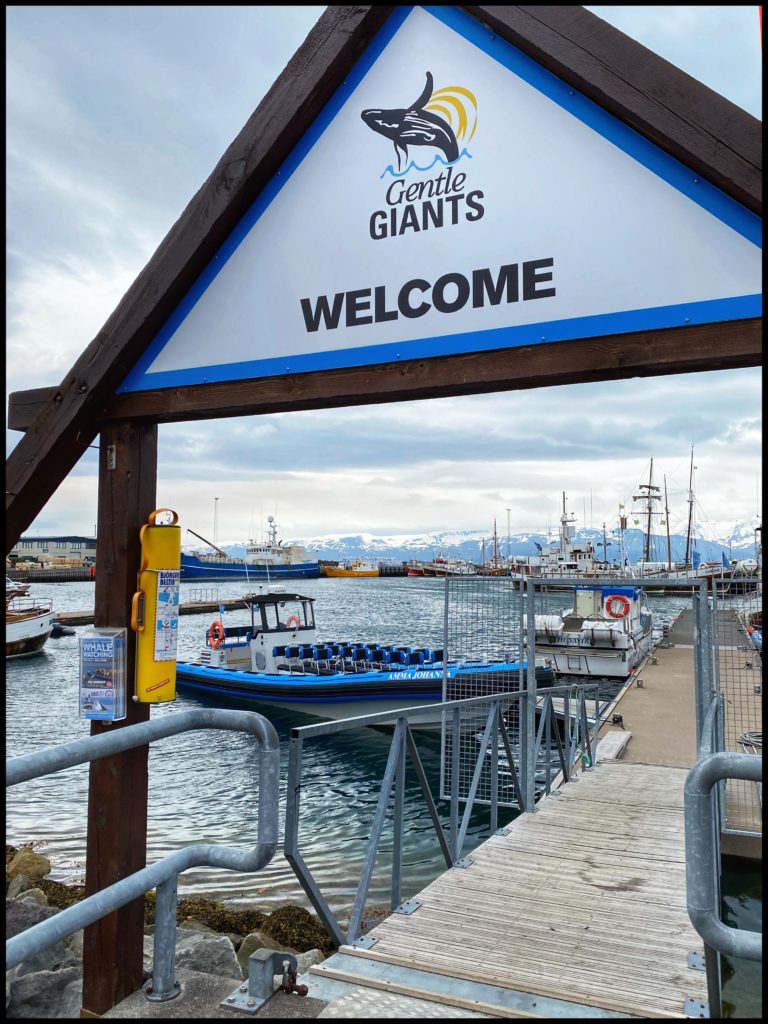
6,5,762,545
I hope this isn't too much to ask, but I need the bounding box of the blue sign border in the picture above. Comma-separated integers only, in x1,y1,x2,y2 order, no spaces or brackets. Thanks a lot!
119,5,762,394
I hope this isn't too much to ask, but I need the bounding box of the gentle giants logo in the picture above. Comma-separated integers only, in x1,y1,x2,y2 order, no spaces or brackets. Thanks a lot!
361,71,477,173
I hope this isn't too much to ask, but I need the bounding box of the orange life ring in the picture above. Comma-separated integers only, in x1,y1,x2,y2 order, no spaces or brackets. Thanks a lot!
286,614,301,630
208,620,226,648
605,594,631,619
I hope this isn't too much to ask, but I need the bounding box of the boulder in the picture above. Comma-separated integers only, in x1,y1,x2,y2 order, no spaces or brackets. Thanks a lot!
7,850,51,883
64,929,84,958
293,948,327,975
237,931,296,976
18,888,49,908
7,965,83,1019
143,930,242,981
6,874,32,900
5,898,59,939
177,919,216,934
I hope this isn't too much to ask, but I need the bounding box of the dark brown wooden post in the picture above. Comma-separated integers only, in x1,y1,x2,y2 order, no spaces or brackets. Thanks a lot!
81,420,158,1016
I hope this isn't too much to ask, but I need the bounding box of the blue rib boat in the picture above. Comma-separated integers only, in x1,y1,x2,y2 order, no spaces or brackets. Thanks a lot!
176,588,554,724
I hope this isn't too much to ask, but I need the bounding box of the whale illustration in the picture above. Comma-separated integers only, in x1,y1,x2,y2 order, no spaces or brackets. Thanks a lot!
361,72,459,171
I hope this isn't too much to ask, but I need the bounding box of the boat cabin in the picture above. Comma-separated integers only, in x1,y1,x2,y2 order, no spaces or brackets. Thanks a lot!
199,588,317,672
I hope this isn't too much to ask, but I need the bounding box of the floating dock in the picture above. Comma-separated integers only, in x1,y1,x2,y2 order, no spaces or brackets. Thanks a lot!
310,762,706,1018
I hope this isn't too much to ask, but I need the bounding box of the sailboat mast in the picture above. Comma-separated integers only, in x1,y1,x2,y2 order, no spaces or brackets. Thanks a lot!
633,458,661,567
684,447,695,566
663,475,672,570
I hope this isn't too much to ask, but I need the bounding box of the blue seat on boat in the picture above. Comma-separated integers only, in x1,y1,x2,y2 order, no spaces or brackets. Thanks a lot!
272,645,287,657
285,644,302,659
399,651,424,665
430,649,444,662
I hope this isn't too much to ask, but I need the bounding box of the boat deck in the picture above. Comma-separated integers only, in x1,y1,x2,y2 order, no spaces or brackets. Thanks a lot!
311,761,706,1018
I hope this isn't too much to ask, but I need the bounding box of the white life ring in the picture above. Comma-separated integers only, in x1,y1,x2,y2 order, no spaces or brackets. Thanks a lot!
605,595,631,619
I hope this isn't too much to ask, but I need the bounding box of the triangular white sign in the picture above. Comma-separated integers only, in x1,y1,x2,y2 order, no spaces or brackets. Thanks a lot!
120,5,761,393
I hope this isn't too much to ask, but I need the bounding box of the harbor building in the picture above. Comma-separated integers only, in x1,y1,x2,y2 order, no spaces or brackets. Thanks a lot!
8,535,97,567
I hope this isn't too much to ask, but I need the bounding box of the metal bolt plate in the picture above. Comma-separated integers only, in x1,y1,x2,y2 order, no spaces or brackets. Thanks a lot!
351,934,378,949
221,988,267,1014
394,898,421,915
454,857,474,869
495,826,511,836
687,951,706,971
683,997,709,1017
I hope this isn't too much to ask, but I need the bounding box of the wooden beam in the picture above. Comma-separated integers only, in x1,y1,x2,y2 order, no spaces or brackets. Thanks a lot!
4,5,395,551
9,317,759,428
464,6,761,212
82,421,157,1016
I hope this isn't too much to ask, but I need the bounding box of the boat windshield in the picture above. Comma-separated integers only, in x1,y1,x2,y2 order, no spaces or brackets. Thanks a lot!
254,598,315,632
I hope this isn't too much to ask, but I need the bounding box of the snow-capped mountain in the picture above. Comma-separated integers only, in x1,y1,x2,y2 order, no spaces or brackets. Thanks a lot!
202,518,759,565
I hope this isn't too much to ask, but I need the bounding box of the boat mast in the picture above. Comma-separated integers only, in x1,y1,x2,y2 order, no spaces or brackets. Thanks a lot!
663,475,672,571
684,447,695,566
633,459,661,565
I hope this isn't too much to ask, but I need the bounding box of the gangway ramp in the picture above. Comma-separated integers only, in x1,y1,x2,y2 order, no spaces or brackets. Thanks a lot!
309,762,707,1018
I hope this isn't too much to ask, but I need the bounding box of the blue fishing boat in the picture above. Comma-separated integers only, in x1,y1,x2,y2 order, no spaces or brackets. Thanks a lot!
176,588,554,723
181,515,319,581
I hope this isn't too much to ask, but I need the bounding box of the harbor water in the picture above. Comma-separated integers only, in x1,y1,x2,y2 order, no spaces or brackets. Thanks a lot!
6,577,760,1015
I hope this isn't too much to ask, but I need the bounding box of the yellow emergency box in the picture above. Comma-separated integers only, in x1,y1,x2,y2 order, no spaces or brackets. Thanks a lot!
131,508,181,703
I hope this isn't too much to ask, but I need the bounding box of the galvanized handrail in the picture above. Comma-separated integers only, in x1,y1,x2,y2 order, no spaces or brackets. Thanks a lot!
284,683,599,947
6,708,280,1002
685,750,762,963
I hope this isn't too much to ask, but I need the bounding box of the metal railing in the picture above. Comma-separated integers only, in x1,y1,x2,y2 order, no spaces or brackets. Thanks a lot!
5,708,280,1002
685,748,763,1019
284,683,599,949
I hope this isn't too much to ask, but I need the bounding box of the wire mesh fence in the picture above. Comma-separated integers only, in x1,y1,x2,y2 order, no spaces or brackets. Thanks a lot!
438,577,601,808
712,582,762,834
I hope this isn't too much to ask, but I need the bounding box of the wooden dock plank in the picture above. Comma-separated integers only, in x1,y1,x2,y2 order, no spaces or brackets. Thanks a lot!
336,763,706,1018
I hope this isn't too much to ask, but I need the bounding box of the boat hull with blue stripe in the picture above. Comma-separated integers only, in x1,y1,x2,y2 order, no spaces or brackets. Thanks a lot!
176,588,554,724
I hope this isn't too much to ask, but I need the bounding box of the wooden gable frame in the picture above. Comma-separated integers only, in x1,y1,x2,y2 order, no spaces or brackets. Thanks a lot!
6,4,762,551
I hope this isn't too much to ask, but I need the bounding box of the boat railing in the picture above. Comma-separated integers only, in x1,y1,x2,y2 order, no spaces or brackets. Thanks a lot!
5,709,280,1003
5,593,53,615
284,681,600,949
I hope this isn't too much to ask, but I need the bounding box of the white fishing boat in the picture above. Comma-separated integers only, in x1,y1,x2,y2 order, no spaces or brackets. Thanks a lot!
6,587,57,659
523,584,652,679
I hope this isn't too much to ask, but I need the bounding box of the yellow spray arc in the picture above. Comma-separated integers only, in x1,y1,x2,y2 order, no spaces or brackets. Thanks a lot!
131,508,181,703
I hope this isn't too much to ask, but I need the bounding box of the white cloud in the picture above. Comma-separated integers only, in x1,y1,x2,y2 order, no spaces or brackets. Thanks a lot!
6,6,762,541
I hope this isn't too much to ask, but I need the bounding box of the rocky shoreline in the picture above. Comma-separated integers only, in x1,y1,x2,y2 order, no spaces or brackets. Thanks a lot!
6,842,386,1018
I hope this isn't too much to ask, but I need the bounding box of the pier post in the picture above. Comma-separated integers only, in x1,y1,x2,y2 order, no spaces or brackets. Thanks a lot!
82,420,157,1015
